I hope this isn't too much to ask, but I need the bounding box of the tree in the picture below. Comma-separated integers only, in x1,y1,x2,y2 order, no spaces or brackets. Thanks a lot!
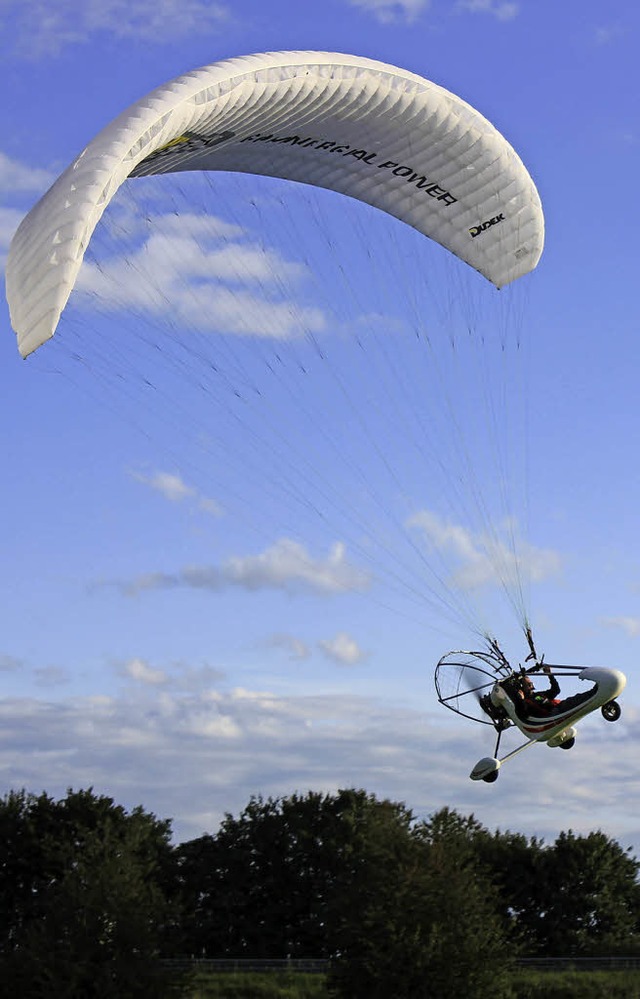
0,788,180,997
464,821,549,952
177,788,414,957
539,829,640,955
328,806,513,999
434,810,640,958
177,791,514,997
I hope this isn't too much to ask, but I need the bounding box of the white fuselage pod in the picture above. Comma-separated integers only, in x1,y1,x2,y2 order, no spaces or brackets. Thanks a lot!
491,667,626,745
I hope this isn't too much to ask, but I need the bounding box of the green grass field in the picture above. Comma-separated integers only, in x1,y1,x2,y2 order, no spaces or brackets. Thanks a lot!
510,968,640,998
186,971,327,997
181,968,640,998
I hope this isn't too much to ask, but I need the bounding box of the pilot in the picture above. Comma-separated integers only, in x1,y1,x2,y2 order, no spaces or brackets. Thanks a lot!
516,664,597,719
516,664,561,717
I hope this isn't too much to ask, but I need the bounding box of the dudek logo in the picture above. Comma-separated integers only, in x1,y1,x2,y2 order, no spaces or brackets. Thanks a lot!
469,213,505,238
132,130,236,175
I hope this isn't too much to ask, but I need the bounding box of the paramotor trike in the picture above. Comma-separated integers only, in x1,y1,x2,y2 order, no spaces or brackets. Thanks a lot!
434,646,626,782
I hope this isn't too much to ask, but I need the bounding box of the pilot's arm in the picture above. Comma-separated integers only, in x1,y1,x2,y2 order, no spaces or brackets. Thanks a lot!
541,665,560,699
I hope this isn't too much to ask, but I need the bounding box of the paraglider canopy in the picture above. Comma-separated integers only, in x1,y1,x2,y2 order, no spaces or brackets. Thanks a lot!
5,50,549,650
6,50,544,358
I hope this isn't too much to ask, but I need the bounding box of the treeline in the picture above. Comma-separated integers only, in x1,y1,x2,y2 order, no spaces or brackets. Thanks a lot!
1,787,639,997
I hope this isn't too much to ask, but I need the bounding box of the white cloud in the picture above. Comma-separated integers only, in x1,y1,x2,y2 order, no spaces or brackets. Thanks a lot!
224,540,371,595
2,0,230,59
0,680,637,848
124,657,168,685
1,155,54,263
268,634,311,662
593,24,622,45
347,0,429,23
76,212,326,340
197,496,224,516
173,284,325,339
0,654,24,673
601,616,640,638
457,0,519,20
171,663,227,690
319,631,367,665
132,470,193,502
130,468,223,516
407,509,561,591
0,152,55,196
34,666,70,687
121,658,226,689
118,539,372,598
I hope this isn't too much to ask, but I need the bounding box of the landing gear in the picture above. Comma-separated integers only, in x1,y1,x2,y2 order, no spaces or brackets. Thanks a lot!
601,700,621,722
559,737,575,750
470,756,501,782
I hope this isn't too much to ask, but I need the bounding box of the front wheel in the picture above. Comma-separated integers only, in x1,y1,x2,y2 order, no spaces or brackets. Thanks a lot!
601,700,621,722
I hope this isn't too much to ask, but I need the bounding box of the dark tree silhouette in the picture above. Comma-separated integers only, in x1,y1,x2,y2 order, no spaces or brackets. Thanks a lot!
0,788,180,998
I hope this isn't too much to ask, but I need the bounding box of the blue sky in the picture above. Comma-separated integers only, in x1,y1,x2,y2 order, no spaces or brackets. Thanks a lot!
1,0,640,847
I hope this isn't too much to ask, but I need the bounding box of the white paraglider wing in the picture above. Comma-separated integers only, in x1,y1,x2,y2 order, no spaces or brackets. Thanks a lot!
6,50,544,358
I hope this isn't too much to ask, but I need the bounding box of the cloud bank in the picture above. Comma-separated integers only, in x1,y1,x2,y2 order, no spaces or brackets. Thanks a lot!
0,679,637,848
76,210,326,340
348,0,430,24
2,0,231,59
456,0,519,20
407,509,562,591
113,539,372,597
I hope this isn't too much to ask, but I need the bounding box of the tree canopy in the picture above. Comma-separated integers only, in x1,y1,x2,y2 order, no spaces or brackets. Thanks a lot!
1,785,639,997
0,788,178,998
